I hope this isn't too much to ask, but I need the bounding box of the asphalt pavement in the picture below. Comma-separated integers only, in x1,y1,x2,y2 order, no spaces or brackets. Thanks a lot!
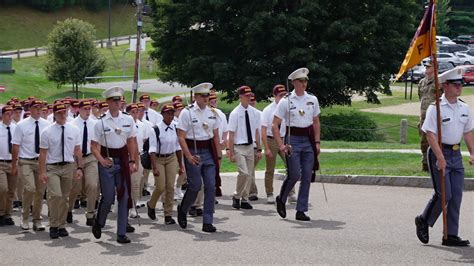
0,176,473,264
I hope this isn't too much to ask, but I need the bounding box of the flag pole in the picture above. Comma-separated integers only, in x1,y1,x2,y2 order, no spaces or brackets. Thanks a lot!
428,0,448,241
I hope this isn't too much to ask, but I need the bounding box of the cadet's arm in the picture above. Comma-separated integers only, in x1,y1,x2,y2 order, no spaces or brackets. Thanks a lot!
426,131,445,169
272,116,283,148
463,131,474,165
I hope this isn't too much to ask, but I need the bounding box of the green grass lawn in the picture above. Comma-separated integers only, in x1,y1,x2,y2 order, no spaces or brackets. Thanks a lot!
0,43,162,102
0,5,140,50
220,152,474,178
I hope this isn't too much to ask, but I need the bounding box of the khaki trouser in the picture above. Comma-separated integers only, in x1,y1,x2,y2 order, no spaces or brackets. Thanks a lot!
131,160,144,206
15,165,23,202
20,159,46,222
176,172,186,188
233,144,255,200
419,115,429,169
142,168,151,191
264,137,287,195
0,161,17,217
68,154,98,218
149,154,178,216
47,163,74,228
249,150,261,196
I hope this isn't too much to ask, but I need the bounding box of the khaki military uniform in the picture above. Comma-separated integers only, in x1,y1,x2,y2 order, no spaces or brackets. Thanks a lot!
418,76,436,171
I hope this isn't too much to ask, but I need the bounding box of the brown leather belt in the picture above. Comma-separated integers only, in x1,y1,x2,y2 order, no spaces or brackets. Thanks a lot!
48,162,73,166
442,143,461,151
287,126,312,136
185,139,212,149
156,153,174,158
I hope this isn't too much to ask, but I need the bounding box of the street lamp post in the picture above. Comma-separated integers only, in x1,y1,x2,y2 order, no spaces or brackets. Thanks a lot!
106,0,112,49
131,0,143,103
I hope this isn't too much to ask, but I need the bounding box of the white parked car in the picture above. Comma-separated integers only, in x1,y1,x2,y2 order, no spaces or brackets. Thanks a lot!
436,53,461,66
454,52,474,65
436,35,456,45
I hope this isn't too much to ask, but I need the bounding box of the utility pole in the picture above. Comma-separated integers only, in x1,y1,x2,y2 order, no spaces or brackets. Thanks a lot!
106,0,112,49
131,0,143,103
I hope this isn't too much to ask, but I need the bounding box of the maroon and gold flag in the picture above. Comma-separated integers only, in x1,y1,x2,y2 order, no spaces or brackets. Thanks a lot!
395,0,437,81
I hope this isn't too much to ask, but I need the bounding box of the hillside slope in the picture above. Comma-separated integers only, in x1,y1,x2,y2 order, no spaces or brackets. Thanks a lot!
0,4,137,50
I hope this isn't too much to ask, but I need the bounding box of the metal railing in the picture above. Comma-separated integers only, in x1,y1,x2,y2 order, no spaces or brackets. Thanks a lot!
0,35,140,59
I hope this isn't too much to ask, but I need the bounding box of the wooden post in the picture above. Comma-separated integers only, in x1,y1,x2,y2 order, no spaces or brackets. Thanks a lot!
35,47,38,57
400,119,408,144
115,37,118,46
17,49,20,59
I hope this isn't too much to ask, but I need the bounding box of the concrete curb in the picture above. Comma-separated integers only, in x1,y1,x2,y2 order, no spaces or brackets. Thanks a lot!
221,170,474,191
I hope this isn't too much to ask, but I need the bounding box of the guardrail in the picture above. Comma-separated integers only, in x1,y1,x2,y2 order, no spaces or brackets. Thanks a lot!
0,35,138,59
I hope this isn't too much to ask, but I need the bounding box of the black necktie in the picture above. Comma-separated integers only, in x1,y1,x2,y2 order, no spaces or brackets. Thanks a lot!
7,126,12,153
61,125,65,163
245,110,252,145
165,126,172,131
82,121,88,156
35,121,40,154
145,111,149,121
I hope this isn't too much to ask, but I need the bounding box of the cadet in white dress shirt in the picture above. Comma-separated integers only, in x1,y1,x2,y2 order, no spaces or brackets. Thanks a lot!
0,106,17,226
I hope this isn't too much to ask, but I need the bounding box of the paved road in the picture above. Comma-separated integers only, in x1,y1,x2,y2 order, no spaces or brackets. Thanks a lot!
0,176,473,264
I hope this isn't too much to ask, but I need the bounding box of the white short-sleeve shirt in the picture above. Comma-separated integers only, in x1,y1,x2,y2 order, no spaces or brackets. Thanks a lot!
91,111,137,149
71,116,97,155
40,122,81,164
11,116,51,159
149,121,181,154
0,122,16,160
176,105,218,140
275,91,320,128
262,101,286,137
422,94,473,145
227,104,261,145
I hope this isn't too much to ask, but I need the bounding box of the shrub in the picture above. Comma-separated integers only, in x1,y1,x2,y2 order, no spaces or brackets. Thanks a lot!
321,111,377,141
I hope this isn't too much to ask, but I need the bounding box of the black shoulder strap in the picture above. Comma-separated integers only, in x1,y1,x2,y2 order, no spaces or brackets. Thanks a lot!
154,126,161,154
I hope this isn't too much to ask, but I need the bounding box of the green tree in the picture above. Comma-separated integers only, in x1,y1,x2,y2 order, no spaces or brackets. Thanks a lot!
45,18,106,98
437,0,451,36
149,0,418,106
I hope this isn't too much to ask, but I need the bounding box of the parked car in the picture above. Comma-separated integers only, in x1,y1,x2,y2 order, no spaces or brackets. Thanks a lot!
467,48,474,57
436,35,456,45
436,53,461,66
453,35,474,46
410,64,426,82
458,65,474,84
438,43,469,53
438,62,454,74
454,52,474,65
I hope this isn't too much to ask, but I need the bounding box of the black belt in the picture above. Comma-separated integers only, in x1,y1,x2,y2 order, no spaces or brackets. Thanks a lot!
235,143,252,146
267,136,274,139
20,157,38,161
48,162,73,166
442,143,461,151
82,153,92,157
156,153,173,158
0,159,12,163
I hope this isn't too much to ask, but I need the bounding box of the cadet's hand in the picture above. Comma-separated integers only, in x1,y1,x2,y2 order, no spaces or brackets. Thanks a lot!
153,168,160,177
187,154,201,166
100,158,113,168
227,151,235,163
75,169,83,180
316,142,321,155
265,149,273,158
178,165,185,175
256,150,262,160
436,156,447,171
40,173,48,184
11,165,17,177
129,162,137,173
469,154,474,165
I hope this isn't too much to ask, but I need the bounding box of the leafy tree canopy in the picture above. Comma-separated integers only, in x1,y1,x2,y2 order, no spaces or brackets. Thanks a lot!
45,18,106,98
149,0,418,106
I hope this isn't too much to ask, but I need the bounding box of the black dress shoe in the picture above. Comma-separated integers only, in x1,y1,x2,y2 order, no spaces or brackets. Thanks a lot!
92,219,101,239
74,199,80,209
202,223,216,233
275,196,286,218
442,235,470,246
49,227,59,239
80,200,87,208
295,211,310,221
232,197,241,210
142,189,150,196
58,228,69,237
126,223,135,233
165,216,176,225
147,202,156,220
3,217,14,226
66,211,73,223
117,235,131,244
0,216,4,226
248,195,258,201
177,204,187,229
86,218,94,226
189,206,197,217
240,201,253,209
196,208,203,216
415,215,429,244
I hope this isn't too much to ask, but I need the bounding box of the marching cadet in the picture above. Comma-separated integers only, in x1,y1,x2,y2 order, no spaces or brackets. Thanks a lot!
137,102,153,197
99,101,109,117
248,93,262,201
227,86,262,210
11,99,51,231
90,101,101,120
139,94,163,125
10,103,23,210
272,67,321,221
67,100,99,226
415,68,473,247
147,104,184,225
11,103,23,125
0,105,17,226
261,85,290,204
126,103,148,218
172,95,183,104
173,102,186,200
38,103,83,239
150,100,160,111
418,61,437,172
176,82,220,233
90,86,138,244
40,105,49,120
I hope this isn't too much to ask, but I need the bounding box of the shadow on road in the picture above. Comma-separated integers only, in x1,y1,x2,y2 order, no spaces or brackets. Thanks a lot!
178,227,241,242
429,245,474,264
95,231,153,256
282,219,346,230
